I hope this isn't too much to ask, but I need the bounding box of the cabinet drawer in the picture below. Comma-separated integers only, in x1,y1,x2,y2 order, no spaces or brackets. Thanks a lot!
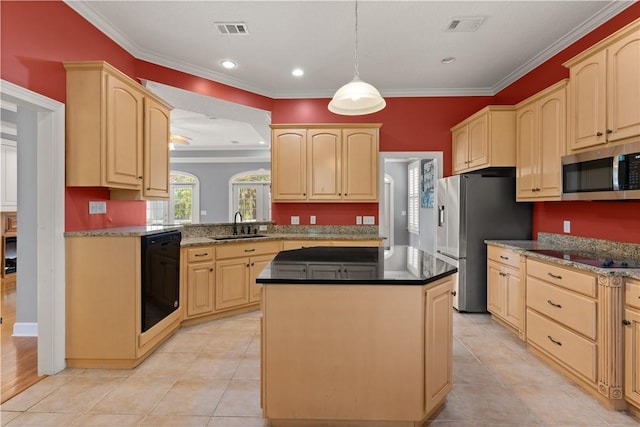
527,277,596,339
187,246,215,263
626,279,640,310
487,245,520,269
527,309,596,382
216,240,280,260
526,259,596,297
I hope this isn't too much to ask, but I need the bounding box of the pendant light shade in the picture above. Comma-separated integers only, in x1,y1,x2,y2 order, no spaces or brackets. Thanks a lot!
328,76,386,115
328,0,385,116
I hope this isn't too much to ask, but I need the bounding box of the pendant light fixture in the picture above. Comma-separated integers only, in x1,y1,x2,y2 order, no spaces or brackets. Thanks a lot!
328,0,386,115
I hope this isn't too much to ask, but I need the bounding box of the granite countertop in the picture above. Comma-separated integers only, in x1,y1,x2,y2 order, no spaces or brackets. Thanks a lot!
65,225,183,237
256,245,458,285
486,239,640,280
180,232,382,247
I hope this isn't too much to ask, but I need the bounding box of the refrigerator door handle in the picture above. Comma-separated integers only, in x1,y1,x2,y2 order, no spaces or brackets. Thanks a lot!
438,205,445,227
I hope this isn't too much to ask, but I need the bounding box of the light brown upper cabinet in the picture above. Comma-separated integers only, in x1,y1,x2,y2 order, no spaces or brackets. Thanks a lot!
451,106,516,174
564,19,640,152
64,61,172,199
271,124,380,202
515,80,567,201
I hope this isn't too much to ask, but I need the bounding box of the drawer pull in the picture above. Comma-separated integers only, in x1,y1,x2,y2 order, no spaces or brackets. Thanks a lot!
547,272,562,280
499,272,507,277
547,335,562,346
499,255,509,260
547,299,562,309
623,320,632,326
194,253,209,257
244,248,256,252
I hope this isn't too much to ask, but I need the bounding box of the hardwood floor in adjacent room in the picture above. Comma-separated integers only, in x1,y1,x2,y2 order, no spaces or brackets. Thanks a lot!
1,283,41,404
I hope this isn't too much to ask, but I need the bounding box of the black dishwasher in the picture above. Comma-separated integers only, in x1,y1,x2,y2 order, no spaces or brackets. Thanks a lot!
141,230,181,333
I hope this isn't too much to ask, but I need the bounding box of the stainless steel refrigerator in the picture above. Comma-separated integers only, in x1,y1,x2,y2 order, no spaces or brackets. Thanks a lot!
436,172,532,312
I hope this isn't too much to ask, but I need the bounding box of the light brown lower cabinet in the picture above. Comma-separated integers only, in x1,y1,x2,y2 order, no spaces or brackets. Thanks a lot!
184,246,215,318
525,258,625,409
624,278,640,415
66,236,181,368
261,275,453,426
486,245,525,339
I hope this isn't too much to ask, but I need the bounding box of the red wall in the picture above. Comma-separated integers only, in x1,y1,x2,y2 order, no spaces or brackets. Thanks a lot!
3,0,640,241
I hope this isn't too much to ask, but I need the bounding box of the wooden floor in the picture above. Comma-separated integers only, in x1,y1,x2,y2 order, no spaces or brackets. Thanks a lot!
1,282,41,403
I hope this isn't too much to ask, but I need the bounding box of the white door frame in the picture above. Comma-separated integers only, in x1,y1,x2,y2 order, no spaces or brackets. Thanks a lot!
1,80,66,375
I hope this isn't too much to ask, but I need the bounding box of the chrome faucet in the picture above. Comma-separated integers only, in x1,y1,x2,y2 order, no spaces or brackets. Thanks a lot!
233,211,243,235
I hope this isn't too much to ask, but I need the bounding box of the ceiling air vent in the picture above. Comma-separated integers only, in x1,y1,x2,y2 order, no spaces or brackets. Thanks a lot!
215,22,249,35
445,17,486,32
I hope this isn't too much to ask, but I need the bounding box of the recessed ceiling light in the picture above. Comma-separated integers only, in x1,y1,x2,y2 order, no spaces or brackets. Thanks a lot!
441,57,456,64
220,59,237,69
292,68,304,77
259,140,265,145
230,140,240,144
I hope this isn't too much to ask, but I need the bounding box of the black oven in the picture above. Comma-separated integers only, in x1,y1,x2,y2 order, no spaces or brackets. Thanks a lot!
562,141,640,200
141,230,181,333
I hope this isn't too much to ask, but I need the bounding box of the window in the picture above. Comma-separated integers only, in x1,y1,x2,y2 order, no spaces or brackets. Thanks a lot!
408,161,419,234
146,172,200,225
230,170,271,222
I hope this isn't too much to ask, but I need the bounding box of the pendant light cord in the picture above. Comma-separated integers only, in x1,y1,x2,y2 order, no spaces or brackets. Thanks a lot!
353,0,359,78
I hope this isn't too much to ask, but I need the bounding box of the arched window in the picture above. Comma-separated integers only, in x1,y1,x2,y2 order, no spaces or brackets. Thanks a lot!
147,171,200,225
229,169,271,222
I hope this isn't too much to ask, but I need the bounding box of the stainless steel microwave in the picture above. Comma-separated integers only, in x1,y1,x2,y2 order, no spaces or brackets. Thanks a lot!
561,141,640,201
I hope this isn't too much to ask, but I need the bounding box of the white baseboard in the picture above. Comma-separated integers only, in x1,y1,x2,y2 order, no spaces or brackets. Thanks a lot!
13,322,38,337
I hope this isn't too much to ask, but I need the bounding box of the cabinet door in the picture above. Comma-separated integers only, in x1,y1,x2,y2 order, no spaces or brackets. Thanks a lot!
424,279,453,414
186,261,215,317
249,254,275,302
342,128,378,201
105,73,144,188
272,129,307,200
624,308,640,409
308,129,341,200
467,114,489,169
606,32,640,143
516,106,537,199
503,266,522,329
143,97,170,199
568,51,607,150
451,126,469,174
1,143,17,210
215,258,250,310
537,89,565,198
487,261,504,316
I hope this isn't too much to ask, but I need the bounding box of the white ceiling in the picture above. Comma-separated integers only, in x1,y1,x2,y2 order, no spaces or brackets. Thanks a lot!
65,0,634,150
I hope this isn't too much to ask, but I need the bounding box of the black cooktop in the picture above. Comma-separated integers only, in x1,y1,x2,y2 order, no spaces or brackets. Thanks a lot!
530,249,640,269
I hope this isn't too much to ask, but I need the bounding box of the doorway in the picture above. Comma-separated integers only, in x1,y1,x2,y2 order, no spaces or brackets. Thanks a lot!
0,80,66,388
378,152,443,254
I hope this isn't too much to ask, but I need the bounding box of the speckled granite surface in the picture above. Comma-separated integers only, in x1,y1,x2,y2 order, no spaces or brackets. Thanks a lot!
65,225,182,237
486,232,640,280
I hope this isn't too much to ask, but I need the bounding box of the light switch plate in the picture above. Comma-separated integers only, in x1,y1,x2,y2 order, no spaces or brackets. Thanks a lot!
363,216,375,225
563,220,571,233
89,201,107,214
310,215,316,224
356,216,362,225
200,210,207,215
291,216,300,225
259,225,268,231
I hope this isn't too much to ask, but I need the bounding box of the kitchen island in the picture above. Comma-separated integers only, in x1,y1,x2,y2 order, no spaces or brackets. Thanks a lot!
257,245,458,427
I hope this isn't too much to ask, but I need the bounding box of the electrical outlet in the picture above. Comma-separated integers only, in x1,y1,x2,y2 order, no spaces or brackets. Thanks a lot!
200,210,207,215
363,216,375,225
89,201,107,214
563,220,571,233
259,225,268,231
310,215,316,224
291,216,300,225
356,216,363,225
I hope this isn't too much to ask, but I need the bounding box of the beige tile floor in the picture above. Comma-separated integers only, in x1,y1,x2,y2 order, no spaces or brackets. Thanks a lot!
2,310,639,426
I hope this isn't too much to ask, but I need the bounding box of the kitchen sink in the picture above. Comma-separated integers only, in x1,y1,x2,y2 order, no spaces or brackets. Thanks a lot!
213,234,268,241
